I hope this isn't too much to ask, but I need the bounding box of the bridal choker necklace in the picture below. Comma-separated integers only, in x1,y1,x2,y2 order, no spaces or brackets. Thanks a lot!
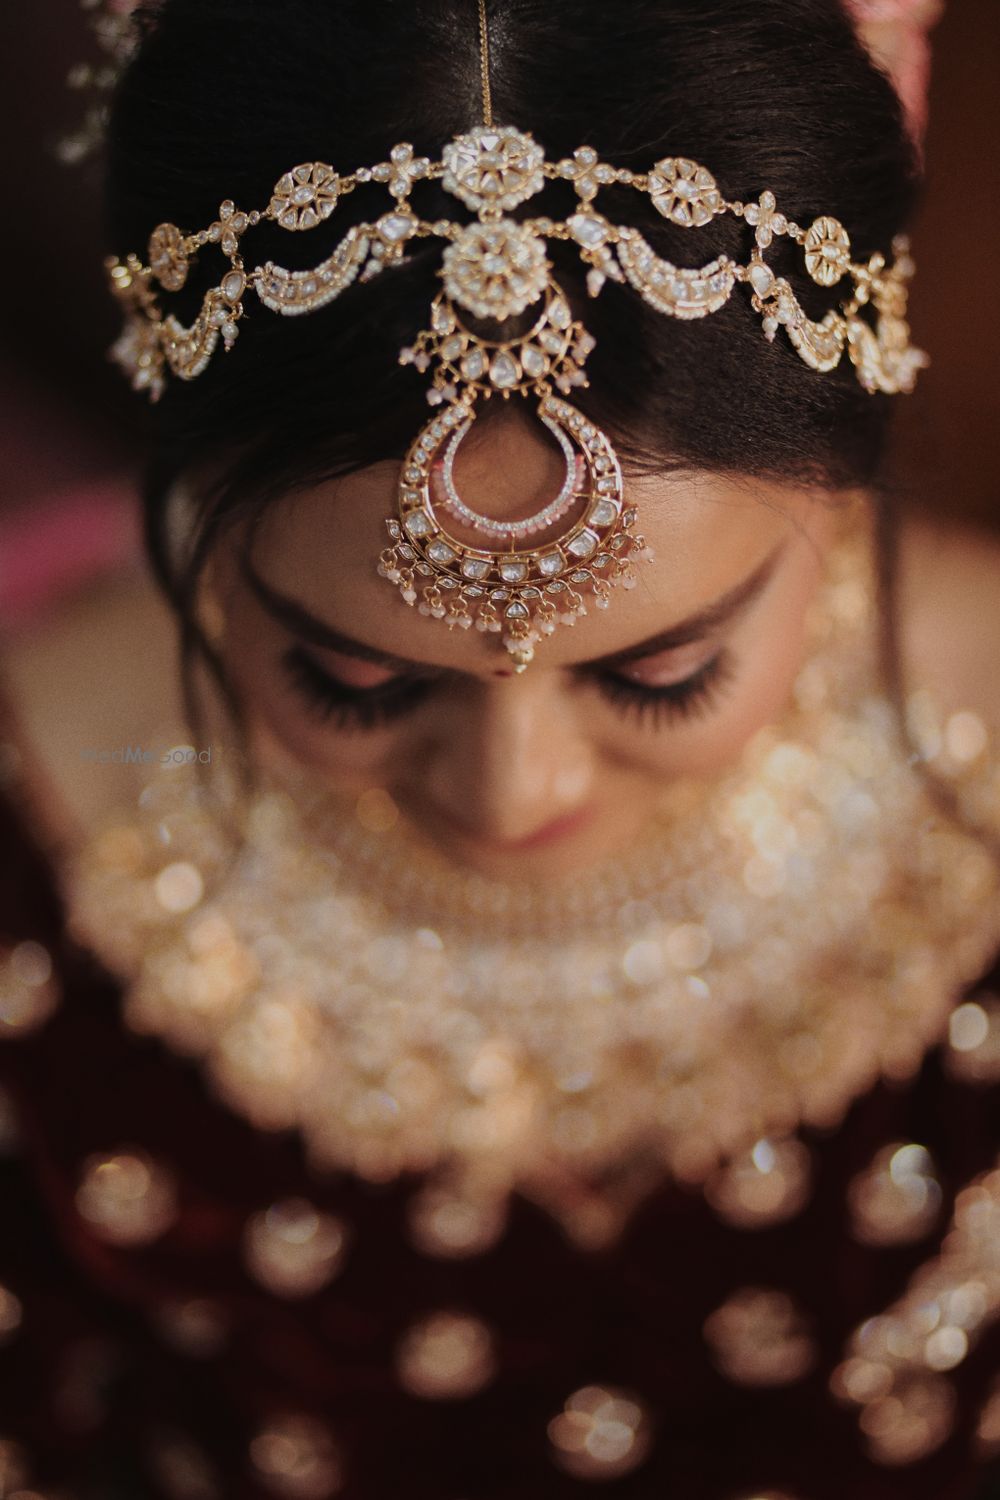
64,518,1000,1248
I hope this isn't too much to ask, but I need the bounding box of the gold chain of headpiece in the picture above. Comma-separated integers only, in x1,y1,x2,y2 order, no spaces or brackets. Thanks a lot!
477,0,493,128
105,3,926,669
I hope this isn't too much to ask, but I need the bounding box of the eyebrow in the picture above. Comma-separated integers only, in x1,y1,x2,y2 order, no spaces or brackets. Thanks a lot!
239,540,784,674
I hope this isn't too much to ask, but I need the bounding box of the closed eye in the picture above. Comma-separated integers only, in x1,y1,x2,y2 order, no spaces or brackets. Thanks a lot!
280,646,435,730
590,650,735,725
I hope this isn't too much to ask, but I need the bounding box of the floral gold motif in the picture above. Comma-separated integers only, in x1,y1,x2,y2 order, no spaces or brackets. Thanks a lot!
268,162,340,231
804,215,852,286
441,125,545,212
147,222,189,292
648,156,723,227
441,220,549,322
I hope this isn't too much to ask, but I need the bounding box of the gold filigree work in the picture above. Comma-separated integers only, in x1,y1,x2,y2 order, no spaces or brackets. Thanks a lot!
105,126,926,667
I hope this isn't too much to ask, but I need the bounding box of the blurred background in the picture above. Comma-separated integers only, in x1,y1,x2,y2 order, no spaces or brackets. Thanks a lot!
0,0,997,632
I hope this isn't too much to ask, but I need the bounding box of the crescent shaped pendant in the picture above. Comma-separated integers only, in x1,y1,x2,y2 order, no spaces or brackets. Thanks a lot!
379,395,651,671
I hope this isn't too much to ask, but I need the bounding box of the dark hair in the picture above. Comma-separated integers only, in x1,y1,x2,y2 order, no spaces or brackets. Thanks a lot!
104,0,917,739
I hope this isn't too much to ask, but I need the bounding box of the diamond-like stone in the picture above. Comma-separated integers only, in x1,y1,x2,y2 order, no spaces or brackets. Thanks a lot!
566,529,598,559
403,512,433,538
461,349,486,380
590,499,619,526
749,262,775,297
222,270,245,302
520,345,546,377
499,559,528,583
568,213,607,248
379,213,416,243
490,352,520,389
490,589,510,601
538,552,563,576
461,557,490,580
427,540,456,564
549,298,571,329
440,336,463,361
505,602,529,619
569,570,592,584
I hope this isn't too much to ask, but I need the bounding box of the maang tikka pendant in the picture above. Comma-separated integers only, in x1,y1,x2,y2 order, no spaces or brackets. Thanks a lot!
378,132,654,672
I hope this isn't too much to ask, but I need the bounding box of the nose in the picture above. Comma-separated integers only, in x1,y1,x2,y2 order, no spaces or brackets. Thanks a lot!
415,675,597,846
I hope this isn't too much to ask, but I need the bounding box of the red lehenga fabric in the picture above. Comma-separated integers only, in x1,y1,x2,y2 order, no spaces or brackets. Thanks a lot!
1,765,999,1500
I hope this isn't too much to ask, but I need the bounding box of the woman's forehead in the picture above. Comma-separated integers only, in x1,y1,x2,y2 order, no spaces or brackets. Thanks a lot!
238,463,829,674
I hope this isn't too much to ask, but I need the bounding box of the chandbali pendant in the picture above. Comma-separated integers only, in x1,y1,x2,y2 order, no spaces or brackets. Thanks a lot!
379,270,654,671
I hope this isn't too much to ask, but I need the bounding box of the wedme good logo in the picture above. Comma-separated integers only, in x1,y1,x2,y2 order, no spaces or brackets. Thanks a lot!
79,744,213,766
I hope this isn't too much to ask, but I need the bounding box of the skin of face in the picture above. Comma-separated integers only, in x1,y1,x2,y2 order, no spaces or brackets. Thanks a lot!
210,410,845,880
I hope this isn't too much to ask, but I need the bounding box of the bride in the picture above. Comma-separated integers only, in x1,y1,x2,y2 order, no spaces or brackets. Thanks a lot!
1,0,999,1495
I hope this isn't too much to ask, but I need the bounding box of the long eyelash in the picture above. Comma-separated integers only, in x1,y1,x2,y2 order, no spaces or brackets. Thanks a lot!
593,650,735,727
281,646,432,731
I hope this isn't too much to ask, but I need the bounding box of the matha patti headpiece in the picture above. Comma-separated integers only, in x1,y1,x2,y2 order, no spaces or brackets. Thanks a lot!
104,0,927,670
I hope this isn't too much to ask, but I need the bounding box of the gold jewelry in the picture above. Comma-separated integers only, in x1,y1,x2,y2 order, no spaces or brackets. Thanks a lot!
477,0,493,130
64,518,1000,1252
105,6,927,669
